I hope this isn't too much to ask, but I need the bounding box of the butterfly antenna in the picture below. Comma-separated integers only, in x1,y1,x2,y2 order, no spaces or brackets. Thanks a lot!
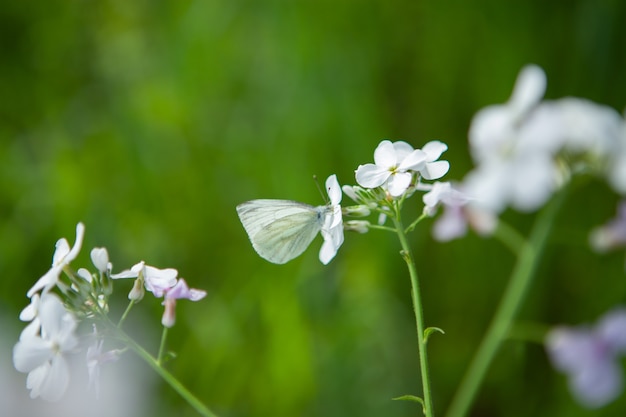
313,175,329,204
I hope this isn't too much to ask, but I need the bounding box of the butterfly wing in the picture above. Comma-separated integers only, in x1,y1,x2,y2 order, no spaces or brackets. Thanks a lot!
236,199,323,264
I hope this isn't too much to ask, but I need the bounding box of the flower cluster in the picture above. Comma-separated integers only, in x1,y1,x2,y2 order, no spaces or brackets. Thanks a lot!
238,139,453,263
13,223,206,401
418,65,626,242
545,307,626,408
355,140,450,197
465,65,624,213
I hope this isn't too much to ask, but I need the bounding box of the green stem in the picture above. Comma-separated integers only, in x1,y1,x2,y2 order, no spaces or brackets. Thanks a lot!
157,326,169,365
100,313,218,417
393,214,435,417
117,299,135,328
405,212,429,234
492,220,526,255
123,334,219,417
367,224,398,233
445,190,566,417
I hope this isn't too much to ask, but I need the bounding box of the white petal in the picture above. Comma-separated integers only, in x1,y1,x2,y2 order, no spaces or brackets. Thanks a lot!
144,265,178,282
373,140,397,168
319,221,344,265
392,141,415,161
462,165,509,213
19,293,40,321
38,294,77,350
510,156,556,211
111,261,144,279
421,141,448,162
26,266,62,298
469,106,515,161
13,336,53,372
433,206,468,242
398,149,427,171
509,64,546,117
423,182,452,210
420,161,450,180
52,239,70,266
144,265,178,296
387,172,412,196
13,337,53,373
325,174,342,205
40,355,71,401
65,222,85,264
19,319,41,340
26,363,50,399
355,164,390,188
342,185,359,202
318,239,336,265
110,269,139,279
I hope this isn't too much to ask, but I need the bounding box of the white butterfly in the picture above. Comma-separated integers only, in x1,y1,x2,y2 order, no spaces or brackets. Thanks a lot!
237,174,343,265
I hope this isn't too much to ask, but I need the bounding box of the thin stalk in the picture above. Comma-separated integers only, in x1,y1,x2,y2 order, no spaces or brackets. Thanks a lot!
100,314,218,417
123,334,219,417
117,299,135,328
393,214,435,417
445,189,567,417
157,326,169,365
492,220,526,255
405,212,429,234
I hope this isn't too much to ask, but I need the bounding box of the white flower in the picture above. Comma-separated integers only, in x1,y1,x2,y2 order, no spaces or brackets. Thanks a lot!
355,140,448,197
13,294,78,401
422,182,495,241
422,182,468,217
27,223,86,298
464,65,562,213
161,279,207,328
319,174,344,265
545,307,626,408
111,261,178,298
466,64,625,214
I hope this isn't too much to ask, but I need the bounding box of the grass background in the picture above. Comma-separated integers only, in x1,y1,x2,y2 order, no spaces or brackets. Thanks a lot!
1,1,626,416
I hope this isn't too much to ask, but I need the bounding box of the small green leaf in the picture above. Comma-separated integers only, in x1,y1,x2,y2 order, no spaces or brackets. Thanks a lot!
392,395,425,414
392,395,424,404
424,326,445,343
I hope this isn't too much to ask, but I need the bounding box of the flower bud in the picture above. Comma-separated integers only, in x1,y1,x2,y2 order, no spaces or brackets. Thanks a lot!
90,248,110,274
343,205,371,217
77,268,93,283
344,220,370,234
128,277,145,301
161,297,176,328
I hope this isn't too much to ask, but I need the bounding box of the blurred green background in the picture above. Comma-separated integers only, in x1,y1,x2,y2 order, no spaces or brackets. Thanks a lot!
2,1,626,416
